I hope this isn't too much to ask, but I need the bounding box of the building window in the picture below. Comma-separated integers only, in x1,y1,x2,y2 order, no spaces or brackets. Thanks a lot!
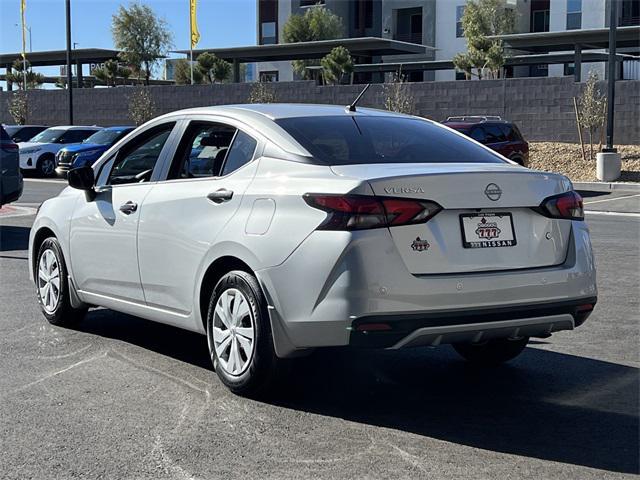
259,71,279,82
566,0,582,30
259,0,278,45
455,71,467,80
393,7,422,44
619,0,640,26
564,63,575,76
456,6,465,38
532,9,550,32
261,22,277,45
353,0,374,33
300,0,325,7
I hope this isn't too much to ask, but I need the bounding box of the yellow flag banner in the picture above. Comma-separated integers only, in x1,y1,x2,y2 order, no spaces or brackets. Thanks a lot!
20,0,27,59
190,0,200,49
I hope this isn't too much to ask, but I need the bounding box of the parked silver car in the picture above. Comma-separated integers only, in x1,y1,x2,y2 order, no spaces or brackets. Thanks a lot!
28,104,597,395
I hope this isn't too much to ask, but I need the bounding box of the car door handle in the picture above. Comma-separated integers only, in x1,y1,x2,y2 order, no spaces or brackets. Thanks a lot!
207,189,233,204
119,201,138,214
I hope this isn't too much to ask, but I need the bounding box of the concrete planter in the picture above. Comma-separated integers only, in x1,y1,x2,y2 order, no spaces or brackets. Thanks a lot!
596,151,621,182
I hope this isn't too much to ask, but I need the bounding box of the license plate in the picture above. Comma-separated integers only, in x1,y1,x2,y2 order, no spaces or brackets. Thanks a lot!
460,212,516,249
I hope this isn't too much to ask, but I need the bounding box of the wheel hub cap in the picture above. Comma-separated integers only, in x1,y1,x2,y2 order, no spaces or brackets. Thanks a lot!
38,249,60,313
212,288,255,376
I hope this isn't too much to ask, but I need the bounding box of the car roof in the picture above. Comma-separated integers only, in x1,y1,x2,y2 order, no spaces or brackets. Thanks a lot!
166,103,411,121
3,124,48,128
46,125,102,130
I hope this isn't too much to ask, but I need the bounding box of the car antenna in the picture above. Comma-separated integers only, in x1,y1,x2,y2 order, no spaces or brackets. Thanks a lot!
347,84,370,112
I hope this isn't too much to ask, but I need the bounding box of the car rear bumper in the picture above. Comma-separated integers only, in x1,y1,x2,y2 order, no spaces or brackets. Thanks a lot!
349,297,596,349
257,220,597,357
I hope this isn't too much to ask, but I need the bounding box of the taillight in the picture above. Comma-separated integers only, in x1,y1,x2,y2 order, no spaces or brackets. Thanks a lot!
1,142,19,152
539,191,584,221
304,194,442,231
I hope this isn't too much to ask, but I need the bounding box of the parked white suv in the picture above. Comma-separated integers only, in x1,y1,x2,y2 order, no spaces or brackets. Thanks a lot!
29,104,597,396
19,126,101,177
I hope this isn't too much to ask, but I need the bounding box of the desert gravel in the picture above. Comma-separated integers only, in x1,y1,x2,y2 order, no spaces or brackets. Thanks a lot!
528,142,640,182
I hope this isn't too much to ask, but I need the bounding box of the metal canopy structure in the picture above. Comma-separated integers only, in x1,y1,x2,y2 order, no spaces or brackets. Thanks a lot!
174,37,431,82
489,26,640,81
306,52,628,75
0,48,121,68
1,48,122,91
488,26,640,53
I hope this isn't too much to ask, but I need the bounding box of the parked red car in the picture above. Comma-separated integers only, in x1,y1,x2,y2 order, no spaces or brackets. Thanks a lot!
442,116,529,166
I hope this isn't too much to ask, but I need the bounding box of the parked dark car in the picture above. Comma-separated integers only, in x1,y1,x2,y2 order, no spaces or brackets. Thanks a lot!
3,125,48,144
55,126,135,177
0,126,23,207
442,116,529,166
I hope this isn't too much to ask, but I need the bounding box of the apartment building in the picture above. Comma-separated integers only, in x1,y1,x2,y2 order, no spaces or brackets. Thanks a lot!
256,0,639,82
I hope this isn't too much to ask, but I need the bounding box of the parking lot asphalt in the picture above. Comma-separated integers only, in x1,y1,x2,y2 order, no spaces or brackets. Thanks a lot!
0,180,638,479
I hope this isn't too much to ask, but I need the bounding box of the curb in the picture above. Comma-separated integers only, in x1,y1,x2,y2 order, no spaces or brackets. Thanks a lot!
574,181,640,192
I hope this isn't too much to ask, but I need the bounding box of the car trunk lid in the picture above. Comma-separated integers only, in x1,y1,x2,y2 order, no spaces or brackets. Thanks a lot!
331,163,574,274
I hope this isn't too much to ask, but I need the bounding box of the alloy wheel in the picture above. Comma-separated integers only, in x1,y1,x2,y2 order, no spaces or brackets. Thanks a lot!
38,249,60,313
212,288,255,376
41,158,55,176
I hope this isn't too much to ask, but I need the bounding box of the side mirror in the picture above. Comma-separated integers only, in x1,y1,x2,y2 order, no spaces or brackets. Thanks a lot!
68,166,96,201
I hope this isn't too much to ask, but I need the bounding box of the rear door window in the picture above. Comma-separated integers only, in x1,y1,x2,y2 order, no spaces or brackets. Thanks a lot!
221,131,258,176
276,116,503,165
169,122,236,179
482,125,507,144
469,126,487,143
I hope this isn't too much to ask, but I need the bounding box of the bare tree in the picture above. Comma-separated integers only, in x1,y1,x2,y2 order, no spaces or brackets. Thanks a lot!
128,88,156,126
383,72,415,115
578,71,606,160
248,82,277,103
7,91,29,125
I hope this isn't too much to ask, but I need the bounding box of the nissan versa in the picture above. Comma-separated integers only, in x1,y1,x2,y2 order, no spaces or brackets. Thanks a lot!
29,104,597,396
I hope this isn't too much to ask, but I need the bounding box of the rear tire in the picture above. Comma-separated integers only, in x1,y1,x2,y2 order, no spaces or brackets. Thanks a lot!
453,337,529,366
206,270,285,397
35,237,87,326
36,154,56,178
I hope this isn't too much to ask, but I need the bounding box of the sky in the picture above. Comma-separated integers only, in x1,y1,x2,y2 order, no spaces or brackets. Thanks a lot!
0,0,257,86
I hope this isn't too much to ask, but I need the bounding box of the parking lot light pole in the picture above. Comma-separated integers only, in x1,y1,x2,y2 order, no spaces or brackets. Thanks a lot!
65,0,73,125
605,0,617,151
596,0,621,181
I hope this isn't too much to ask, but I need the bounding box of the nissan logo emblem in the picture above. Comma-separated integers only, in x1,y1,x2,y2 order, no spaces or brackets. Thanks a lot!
484,183,502,201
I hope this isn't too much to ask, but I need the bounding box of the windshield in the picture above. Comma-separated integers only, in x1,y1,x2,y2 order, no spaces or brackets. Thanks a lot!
275,116,504,166
30,128,64,143
83,129,128,145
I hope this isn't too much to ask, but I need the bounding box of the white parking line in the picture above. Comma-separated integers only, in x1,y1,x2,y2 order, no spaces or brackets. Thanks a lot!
585,210,640,218
24,178,66,184
584,193,640,205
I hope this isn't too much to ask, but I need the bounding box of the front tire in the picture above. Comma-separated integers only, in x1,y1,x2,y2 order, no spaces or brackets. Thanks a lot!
36,237,87,326
206,270,284,396
453,337,529,366
36,154,56,178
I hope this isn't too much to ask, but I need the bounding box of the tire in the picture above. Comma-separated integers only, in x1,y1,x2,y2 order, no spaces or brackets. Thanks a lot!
453,337,529,366
206,270,284,396
36,154,56,178
35,237,87,326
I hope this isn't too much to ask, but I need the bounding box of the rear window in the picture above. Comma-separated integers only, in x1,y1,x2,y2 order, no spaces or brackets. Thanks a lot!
275,116,504,165
0,126,10,142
